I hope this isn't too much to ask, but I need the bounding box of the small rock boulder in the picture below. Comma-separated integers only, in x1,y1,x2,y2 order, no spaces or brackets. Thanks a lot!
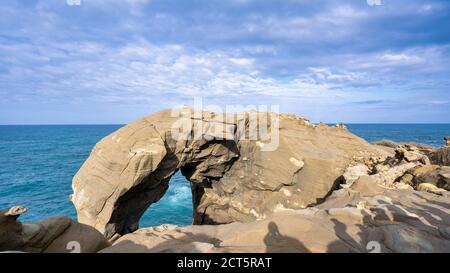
429,147,450,166
445,136,450,146
0,206,110,253
416,183,446,195
395,147,430,165
412,166,450,191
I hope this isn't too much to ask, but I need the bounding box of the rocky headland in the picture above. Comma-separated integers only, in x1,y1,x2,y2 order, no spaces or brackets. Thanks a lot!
1,109,450,253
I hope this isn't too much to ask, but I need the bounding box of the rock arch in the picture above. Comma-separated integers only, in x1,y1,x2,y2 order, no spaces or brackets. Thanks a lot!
72,109,380,239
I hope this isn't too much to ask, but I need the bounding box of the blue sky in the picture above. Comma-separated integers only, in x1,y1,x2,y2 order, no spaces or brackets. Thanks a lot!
1,0,449,124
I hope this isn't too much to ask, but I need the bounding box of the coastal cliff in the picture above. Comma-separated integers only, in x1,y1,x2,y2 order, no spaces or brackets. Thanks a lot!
1,110,449,253
71,109,387,239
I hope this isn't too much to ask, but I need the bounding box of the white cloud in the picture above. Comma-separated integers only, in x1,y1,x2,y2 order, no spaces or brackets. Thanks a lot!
0,41,339,104
378,53,422,64
4,38,447,109
344,46,449,72
418,4,434,13
229,58,254,66
66,0,81,6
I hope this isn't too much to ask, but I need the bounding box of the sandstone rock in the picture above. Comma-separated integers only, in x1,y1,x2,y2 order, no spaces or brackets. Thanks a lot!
393,182,414,190
445,136,450,146
363,143,440,189
381,225,449,253
440,227,450,239
335,123,347,129
395,147,430,165
372,140,399,148
372,162,419,188
373,141,434,152
100,185,450,253
340,165,370,188
397,173,414,186
402,142,435,152
0,206,109,253
407,164,440,177
349,175,384,196
72,109,383,238
428,147,450,166
327,207,365,224
412,166,450,191
416,183,445,195
96,146,447,253
4,206,28,217
0,206,27,251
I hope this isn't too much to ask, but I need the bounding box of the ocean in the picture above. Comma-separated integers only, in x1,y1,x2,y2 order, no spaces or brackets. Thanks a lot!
1,124,449,228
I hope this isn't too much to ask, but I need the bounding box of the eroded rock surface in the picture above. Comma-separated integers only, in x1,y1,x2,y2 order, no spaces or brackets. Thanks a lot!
100,181,450,253
72,109,386,238
101,141,450,253
101,148,450,253
429,147,450,166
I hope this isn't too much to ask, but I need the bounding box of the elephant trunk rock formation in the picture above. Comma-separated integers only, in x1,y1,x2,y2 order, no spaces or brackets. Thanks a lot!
72,109,385,239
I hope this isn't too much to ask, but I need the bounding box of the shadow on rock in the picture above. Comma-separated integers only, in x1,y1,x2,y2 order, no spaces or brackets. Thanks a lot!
326,218,365,253
102,230,223,253
263,222,310,253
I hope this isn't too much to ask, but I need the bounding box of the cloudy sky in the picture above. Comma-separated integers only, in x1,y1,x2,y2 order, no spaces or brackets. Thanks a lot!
0,0,449,124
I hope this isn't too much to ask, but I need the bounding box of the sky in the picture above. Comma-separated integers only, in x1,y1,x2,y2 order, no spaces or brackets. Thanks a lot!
0,0,449,124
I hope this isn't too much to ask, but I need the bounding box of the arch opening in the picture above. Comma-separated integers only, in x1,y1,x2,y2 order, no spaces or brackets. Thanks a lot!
139,171,193,228
102,139,240,239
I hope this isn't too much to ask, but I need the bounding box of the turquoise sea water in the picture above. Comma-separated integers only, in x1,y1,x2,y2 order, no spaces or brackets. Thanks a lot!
1,124,449,227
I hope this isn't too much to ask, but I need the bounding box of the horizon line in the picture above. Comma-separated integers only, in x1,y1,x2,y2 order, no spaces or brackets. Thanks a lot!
2,122,450,126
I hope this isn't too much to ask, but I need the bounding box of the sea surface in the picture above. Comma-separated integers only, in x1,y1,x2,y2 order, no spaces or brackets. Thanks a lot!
1,124,449,227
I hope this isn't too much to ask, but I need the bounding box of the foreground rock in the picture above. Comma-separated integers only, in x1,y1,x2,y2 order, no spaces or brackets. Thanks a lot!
0,206,109,253
72,109,387,239
100,179,450,253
